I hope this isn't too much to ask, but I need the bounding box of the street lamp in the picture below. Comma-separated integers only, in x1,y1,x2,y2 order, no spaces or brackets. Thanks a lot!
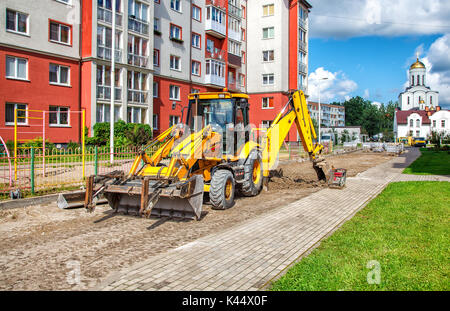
317,77,328,144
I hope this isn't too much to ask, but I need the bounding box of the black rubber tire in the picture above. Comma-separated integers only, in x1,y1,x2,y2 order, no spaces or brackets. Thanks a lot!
210,170,235,210
240,152,263,197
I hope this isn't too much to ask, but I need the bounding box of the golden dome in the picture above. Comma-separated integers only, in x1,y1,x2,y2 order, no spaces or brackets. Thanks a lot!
410,58,425,69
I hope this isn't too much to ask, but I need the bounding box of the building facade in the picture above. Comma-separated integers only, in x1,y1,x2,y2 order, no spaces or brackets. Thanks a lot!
398,57,439,110
394,57,448,140
307,101,345,127
246,0,311,141
0,0,82,144
1,0,312,144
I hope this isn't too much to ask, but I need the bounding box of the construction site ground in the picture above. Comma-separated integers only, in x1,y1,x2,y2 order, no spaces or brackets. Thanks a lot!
0,151,401,290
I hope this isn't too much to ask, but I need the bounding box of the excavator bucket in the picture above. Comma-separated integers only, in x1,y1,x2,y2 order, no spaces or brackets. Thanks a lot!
100,174,204,220
312,156,330,182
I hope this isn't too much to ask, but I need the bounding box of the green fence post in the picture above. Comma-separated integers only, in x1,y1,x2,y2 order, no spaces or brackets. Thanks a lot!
30,147,35,195
94,146,98,176
288,143,291,160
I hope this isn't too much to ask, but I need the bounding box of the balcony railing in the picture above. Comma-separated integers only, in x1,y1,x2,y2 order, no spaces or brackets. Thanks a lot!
128,16,149,35
127,89,148,103
228,29,241,42
299,41,307,51
205,74,225,87
127,53,149,68
206,48,226,62
299,18,307,30
97,7,123,26
97,45,122,62
299,62,307,74
97,85,122,101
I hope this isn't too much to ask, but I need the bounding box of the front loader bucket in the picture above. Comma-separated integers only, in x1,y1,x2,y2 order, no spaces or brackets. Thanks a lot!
103,175,204,220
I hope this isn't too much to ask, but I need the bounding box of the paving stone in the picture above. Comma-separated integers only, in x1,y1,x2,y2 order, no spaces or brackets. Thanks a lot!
95,149,439,291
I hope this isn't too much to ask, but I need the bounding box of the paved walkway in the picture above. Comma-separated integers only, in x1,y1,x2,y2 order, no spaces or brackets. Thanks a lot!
96,148,445,291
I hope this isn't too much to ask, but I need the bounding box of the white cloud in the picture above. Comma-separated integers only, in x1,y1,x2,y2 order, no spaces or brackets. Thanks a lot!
403,34,450,108
308,67,358,102
308,0,450,39
372,101,382,108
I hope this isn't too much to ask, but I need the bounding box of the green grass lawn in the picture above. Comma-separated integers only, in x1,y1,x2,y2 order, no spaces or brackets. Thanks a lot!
270,181,450,291
403,149,450,175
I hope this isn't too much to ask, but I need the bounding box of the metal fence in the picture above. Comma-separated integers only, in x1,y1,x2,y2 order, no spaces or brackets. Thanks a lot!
0,146,141,196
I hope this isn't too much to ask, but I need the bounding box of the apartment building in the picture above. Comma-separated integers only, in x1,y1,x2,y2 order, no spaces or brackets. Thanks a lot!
247,0,311,141
0,0,82,143
153,0,247,132
308,101,345,127
80,0,154,133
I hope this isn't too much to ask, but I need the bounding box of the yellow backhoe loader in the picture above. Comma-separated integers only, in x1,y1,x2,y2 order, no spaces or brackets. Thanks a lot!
84,89,331,220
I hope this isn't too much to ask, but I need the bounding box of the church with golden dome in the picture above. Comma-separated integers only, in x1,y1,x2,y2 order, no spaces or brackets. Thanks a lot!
398,57,439,110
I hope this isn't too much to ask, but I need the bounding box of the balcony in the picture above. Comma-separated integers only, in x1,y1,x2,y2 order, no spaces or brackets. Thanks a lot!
228,28,241,42
128,16,149,35
228,1,241,18
228,53,241,68
205,20,226,38
227,77,239,91
299,18,307,30
299,41,307,51
97,86,122,101
206,48,226,62
97,7,123,27
299,62,307,74
127,89,148,104
127,53,149,68
97,45,122,62
205,74,226,87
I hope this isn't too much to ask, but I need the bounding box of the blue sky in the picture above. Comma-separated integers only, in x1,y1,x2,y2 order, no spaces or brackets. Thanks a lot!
306,0,450,109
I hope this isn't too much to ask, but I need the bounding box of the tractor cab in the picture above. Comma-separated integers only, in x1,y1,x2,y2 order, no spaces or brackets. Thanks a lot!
186,92,250,156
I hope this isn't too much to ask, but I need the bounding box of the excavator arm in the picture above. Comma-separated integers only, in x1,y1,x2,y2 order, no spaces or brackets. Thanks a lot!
261,90,328,180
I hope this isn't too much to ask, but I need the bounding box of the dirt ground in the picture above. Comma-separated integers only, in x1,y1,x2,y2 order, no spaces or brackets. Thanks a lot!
0,151,393,290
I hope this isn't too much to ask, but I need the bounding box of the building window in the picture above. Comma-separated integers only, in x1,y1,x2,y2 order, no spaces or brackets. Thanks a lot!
49,20,71,45
433,120,436,127
153,81,158,98
49,106,69,126
241,5,246,19
241,28,246,41
263,50,274,62
154,18,160,31
170,55,181,71
153,114,158,130
5,103,27,125
261,120,272,128
263,4,274,16
262,97,274,109
192,33,201,49
416,130,420,137
127,106,146,123
6,56,28,80
170,0,181,12
416,75,419,86
153,49,160,67
97,104,120,122
154,0,160,4
263,27,274,39
239,74,245,87
170,24,182,41
228,40,241,56
49,64,70,86
262,74,274,85
242,51,246,64
430,96,432,106
409,119,413,127
128,35,148,65
442,120,446,128
407,97,410,105
169,115,180,127
129,0,149,22
192,60,201,76
169,85,180,100
192,5,201,21
6,9,28,35
191,88,200,94
416,119,420,127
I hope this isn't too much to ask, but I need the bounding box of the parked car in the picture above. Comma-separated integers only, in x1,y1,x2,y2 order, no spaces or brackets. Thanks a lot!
412,137,427,147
